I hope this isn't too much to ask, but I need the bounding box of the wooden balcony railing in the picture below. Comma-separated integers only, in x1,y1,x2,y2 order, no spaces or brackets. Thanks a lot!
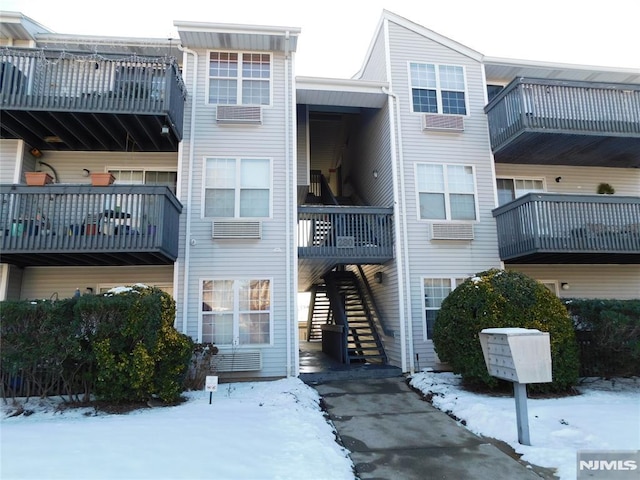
492,193,640,263
298,206,394,262
0,185,183,266
485,78,640,160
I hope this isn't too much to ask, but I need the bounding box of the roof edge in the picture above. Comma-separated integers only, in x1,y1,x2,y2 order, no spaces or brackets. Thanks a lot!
483,55,640,75
174,20,301,36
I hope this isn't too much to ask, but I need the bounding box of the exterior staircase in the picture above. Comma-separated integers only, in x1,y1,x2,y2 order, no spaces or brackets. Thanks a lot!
306,284,331,341
322,270,387,364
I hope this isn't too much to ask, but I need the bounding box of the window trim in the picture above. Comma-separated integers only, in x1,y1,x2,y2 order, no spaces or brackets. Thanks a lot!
198,277,274,347
408,62,469,116
414,162,479,222
421,276,467,340
202,157,273,220
205,50,273,107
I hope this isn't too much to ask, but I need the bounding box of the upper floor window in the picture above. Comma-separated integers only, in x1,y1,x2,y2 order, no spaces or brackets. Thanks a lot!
204,157,270,218
416,163,477,220
208,52,271,105
496,178,545,206
410,63,466,115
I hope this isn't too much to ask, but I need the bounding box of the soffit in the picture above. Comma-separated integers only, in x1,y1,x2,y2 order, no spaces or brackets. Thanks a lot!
296,76,388,108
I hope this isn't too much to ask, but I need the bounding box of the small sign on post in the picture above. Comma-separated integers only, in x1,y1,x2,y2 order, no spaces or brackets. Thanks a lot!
479,328,552,445
205,375,218,405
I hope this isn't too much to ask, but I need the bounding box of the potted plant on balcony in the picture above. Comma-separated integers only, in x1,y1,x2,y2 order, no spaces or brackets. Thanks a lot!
597,183,615,195
91,172,116,186
25,172,53,186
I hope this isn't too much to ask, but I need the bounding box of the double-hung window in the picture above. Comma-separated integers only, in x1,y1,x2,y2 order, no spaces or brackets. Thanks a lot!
201,279,271,345
204,158,270,218
423,278,465,339
208,52,271,105
410,63,466,115
416,163,477,220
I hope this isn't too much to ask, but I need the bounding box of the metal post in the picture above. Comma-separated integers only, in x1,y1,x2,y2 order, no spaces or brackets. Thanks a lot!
513,382,530,445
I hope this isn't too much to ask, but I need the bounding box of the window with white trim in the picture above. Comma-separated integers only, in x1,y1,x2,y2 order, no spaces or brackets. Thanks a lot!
201,279,271,345
208,52,271,105
204,158,270,218
423,277,465,339
416,163,477,220
410,63,467,115
496,178,545,206
109,169,177,193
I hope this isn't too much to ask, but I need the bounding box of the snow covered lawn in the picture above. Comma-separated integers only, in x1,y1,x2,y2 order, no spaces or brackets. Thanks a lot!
1,378,354,480
410,371,640,480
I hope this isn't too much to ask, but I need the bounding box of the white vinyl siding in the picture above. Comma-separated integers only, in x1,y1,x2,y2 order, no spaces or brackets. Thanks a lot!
416,163,477,220
208,52,271,106
204,157,271,218
201,279,271,346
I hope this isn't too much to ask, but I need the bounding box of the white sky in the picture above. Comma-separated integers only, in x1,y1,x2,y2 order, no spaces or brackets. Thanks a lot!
3,0,640,77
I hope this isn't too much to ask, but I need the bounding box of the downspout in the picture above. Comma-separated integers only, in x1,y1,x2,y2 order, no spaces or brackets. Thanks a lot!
178,44,198,337
382,87,411,373
284,30,295,377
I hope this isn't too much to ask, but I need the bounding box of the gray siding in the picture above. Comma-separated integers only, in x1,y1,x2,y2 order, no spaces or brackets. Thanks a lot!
18,265,175,301
359,27,388,82
0,140,21,184
296,104,309,187
176,48,296,378
507,265,640,300
386,20,502,369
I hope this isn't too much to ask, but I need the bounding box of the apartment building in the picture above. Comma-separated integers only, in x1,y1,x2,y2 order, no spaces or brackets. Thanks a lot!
1,10,638,379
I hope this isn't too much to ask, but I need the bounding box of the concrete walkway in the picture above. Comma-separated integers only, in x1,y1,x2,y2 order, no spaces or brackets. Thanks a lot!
313,376,545,480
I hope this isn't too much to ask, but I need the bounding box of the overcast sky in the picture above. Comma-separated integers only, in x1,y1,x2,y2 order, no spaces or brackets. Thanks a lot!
3,0,639,77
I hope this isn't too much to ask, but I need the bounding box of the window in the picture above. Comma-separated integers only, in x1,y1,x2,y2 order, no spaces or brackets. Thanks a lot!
486,84,504,103
208,52,271,105
423,278,465,339
201,279,271,345
496,178,544,206
416,163,477,220
109,169,178,193
204,158,270,218
410,63,466,115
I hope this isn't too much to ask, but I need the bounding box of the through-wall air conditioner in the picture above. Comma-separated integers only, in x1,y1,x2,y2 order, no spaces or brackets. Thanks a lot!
212,220,262,239
430,223,474,240
216,105,262,124
422,114,464,132
212,351,262,372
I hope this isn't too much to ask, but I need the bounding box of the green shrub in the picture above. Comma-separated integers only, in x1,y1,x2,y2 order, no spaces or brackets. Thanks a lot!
565,298,640,377
433,269,579,393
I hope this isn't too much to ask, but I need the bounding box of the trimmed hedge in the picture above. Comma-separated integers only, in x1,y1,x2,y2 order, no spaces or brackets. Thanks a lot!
1,286,193,403
433,269,580,393
565,298,640,377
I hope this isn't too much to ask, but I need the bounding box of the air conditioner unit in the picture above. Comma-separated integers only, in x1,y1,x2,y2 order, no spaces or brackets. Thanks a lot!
212,351,262,372
212,220,262,239
430,223,474,240
216,105,262,124
422,114,464,132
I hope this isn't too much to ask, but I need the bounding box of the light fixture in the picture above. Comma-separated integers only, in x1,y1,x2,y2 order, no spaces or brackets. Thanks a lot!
85,287,94,295
372,170,378,179
555,176,562,183
161,125,170,136
374,271,383,284
82,168,91,177
29,147,43,158
561,282,570,291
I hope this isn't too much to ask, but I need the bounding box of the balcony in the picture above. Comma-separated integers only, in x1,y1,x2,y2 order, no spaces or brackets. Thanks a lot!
0,48,186,152
0,185,183,267
485,78,640,167
492,193,640,264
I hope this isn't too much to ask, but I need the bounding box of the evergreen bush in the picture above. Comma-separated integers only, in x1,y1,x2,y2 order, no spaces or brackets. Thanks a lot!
433,269,579,393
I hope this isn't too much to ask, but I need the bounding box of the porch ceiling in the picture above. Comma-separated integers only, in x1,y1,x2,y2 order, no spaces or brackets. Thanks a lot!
297,77,388,109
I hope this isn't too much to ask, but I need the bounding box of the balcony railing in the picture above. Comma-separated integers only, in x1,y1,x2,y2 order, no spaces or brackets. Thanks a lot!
0,185,183,266
0,48,186,150
492,193,640,263
485,78,640,166
298,206,394,262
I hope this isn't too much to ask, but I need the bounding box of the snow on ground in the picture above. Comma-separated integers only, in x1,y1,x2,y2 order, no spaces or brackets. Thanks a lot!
410,372,640,480
0,378,354,480
2,374,638,480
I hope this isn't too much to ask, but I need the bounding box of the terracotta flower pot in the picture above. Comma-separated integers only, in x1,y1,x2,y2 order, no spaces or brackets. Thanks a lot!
25,172,53,186
91,173,116,186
